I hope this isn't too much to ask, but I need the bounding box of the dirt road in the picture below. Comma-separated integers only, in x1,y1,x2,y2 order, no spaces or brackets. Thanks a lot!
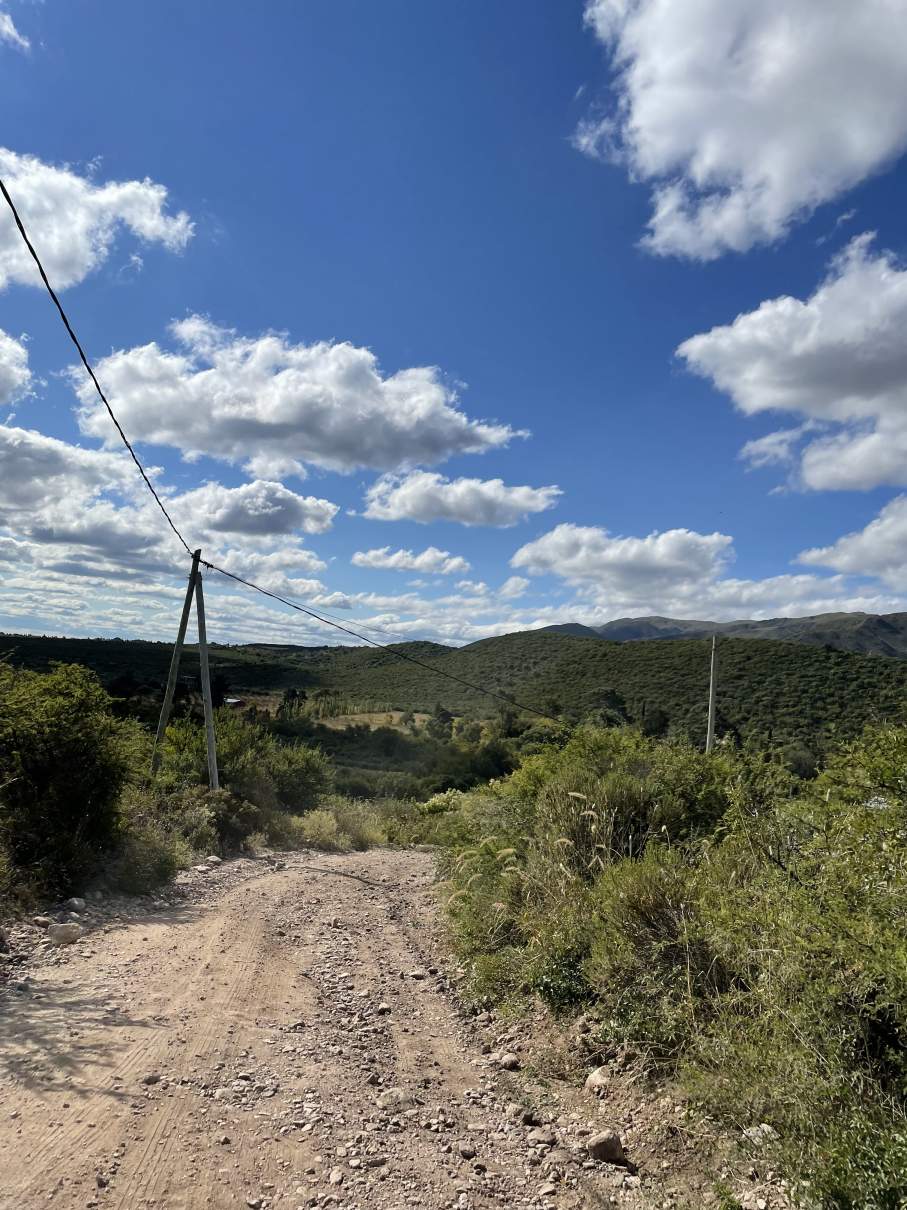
0,850,646,1210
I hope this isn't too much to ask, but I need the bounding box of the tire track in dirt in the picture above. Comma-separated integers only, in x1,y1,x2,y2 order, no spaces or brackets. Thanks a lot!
0,850,659,1210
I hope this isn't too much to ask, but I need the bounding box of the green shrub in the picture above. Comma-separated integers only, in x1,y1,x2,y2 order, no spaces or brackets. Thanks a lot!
204,789,269,849
436,722,907,1206
106,822,191,894
159,709,332,812
584,845,724,1059
298,808,346,850
0,663,145,892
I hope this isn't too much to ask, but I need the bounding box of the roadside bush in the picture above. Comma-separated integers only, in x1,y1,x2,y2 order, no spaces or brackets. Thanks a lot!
106,821,191,894
584,845,724,1059
436,722,907,1205
159,709,332,812
297,808,345,850
0,663,145,892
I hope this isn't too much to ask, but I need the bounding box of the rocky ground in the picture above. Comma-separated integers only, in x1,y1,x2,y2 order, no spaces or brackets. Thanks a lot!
0,850,788,1210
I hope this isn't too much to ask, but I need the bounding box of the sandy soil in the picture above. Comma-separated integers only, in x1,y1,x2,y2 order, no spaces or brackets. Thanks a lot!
0,850,664,1210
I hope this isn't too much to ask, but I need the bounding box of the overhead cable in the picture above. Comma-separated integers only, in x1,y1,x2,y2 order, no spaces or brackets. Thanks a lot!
1,176,565,727
203,559,566,727
0,177,193,557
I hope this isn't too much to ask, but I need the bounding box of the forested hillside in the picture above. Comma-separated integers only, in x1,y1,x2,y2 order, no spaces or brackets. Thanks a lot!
4,628,907,753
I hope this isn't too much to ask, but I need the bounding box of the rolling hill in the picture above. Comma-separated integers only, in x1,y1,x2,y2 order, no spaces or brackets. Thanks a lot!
3,628,907,754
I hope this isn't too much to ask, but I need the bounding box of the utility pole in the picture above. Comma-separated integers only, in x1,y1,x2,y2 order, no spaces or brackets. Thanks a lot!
706,634,718,753
151,549,201,774
150,548,220,790
194,569,220,790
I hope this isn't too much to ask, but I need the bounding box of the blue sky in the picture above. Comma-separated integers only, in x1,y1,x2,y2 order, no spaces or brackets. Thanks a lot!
2,0,907,645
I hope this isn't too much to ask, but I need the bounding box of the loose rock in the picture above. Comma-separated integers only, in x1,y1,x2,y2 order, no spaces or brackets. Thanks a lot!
583,1066,610,1094
586,1128,628,1167
47,923,83,946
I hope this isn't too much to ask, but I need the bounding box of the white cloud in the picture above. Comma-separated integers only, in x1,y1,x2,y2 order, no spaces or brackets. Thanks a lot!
0,427,332,599
212,547,326,580
75,315,522,476
364,471,561,527
679,235,907,491
513,522,732,591
351,545,470,575
0,11,28,51
172,480,338,537
510,519,907,623
799,497,907,590
579,1,907,259
0,148,192,290
500,575,529,599
0,424,134,515
739,425,817,471
0,329,30,405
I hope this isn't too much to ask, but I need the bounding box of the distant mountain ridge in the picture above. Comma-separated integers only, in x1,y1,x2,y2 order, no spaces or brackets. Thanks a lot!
538,612,907,658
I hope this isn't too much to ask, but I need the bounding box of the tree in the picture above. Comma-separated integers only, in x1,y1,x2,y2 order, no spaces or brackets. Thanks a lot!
427,704,454,741
0,663,144,891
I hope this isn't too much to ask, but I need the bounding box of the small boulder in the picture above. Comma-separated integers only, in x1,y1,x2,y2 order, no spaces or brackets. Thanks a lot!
457,1141,476,1159
586,1129,628,1167
583,1066,609,1094
47,923,83,946
527,1127,556,1147
206,855,222,865
61,897,86,913
376,1086,411,1111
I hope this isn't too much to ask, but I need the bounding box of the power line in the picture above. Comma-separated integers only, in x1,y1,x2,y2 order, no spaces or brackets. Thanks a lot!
0,176,193,558
203,558,567,728
1,177,565,727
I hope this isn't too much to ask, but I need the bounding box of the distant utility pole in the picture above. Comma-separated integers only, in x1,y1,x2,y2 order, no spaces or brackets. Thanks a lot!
706,634,718,753
150,548,219,788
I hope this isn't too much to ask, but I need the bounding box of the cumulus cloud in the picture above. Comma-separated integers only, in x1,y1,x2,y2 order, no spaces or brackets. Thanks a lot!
0,426,333,600
0,148,192,290
799,497,907,590
499,575,529,599
75,315,522,476
364,471,561,527
0,424,135,515
739,425,817,471
513,522,732,592
172,480,337,537
578,1,907,259
0,10,28,51
679,235,907,490
510,519,907,622
0,329,30,405
351,545,470,575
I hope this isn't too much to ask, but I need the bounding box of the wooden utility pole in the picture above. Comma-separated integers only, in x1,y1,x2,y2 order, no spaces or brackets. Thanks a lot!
194,570,220,790
705,634,718,753
150,548,220,790
151,549,201,774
